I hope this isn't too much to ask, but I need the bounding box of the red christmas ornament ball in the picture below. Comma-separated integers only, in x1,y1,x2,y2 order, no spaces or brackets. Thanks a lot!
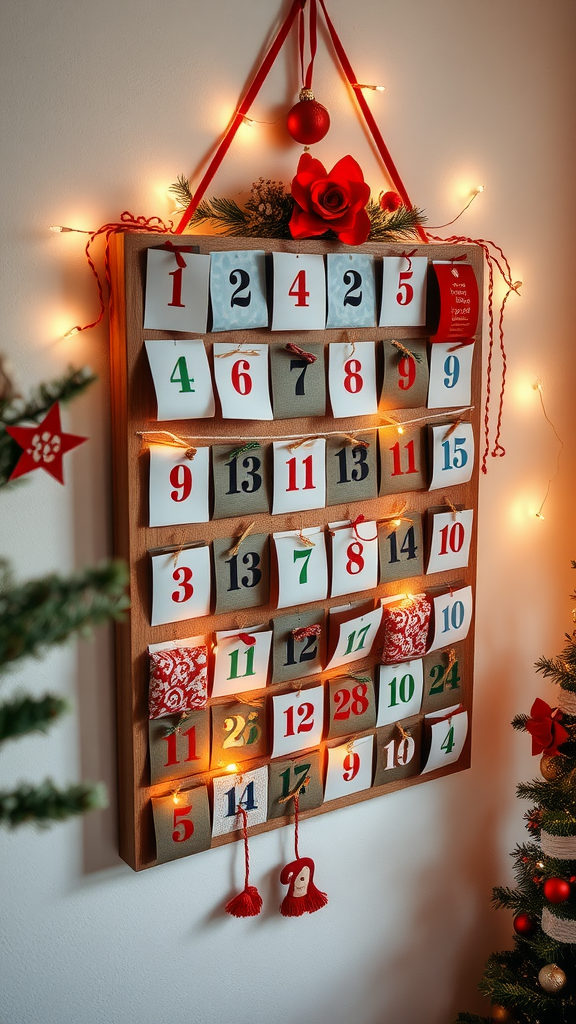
380,190,403,212
287,89,330,145
513,912,537,937
543,877,571,903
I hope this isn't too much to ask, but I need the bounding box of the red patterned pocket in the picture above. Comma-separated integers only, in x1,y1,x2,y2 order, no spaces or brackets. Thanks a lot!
381,594,431,664
149,645,208,719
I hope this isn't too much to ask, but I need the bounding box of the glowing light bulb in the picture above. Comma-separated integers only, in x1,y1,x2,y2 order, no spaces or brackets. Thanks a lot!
397,426,405,435
392,519,402,528
353,83,385,92
49,224,90,234
63,326,81,338
475,185,485,194
226,763,239,773
535,512,545,521
242,116,255,126
172,791,181,805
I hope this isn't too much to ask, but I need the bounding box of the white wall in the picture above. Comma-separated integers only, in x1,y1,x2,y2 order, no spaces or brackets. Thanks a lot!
1,1,576,1021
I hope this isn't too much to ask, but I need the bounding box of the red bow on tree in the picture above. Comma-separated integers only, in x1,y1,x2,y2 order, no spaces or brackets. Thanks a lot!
525,698,569,755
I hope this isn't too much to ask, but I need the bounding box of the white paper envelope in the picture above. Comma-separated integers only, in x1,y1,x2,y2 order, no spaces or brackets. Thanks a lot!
149,445,210,527
150,546,211,626
379,256,427,327
144,339,215,421
144,248,210,333
213,342,273,420
377,659,424,727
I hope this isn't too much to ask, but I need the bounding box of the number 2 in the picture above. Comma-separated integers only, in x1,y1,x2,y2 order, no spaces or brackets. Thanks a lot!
229,268,251,307
343,269,362,307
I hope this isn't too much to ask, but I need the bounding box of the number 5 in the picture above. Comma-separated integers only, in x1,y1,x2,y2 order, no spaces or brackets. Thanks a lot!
172,805,194,842
396,271,414,305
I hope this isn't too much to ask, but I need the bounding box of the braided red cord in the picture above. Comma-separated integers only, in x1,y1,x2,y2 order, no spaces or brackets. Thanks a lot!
238,806,251,888
294,792,300,861
428,233,518,472
70,212,173,336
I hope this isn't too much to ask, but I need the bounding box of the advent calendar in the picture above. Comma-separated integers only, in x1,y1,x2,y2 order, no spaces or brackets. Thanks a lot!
109,233,482,871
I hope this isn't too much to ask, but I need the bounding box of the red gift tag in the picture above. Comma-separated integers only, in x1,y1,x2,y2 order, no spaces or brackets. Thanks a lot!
430,263,479,343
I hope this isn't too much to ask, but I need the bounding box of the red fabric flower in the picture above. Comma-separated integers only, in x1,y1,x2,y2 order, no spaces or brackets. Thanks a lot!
380,190,403,213
525,698,569,755
289,153,371,245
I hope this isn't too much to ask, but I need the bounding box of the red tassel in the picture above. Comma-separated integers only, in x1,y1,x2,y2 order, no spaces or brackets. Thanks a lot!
279,794,327,917
225,885,263,918
225,807,262,918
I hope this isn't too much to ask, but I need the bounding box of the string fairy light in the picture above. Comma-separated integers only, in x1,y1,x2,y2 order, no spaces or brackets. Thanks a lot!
425,185,485,230
49,225,91,234
533,380,564,521
352,83,385,92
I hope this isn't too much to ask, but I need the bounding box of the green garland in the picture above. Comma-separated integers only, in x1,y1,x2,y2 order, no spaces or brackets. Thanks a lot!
169,174,426,242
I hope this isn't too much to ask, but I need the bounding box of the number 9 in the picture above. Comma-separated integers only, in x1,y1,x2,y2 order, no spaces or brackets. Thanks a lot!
169,464,192,502
443,355,460,389
397,355,416,391
342,751,360,781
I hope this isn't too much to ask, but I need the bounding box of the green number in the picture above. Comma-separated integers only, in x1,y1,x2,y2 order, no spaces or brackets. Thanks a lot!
227,646,255,680
170,356,195,393
279,762,311,798
293,548,312,584
429,660,460,695
388,673,415,707
440,724,455,754
344,623,371,656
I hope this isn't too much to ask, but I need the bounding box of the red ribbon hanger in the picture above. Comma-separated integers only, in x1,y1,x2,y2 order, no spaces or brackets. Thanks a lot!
175,0,423,238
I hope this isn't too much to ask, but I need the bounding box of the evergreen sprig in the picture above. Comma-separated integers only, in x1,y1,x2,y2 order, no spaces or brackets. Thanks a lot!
169,174,426,242
0,560,129,673
0,780,107,827
0,693,69,743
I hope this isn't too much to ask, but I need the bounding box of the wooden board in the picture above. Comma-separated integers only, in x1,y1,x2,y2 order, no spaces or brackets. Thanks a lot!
109,232,483,871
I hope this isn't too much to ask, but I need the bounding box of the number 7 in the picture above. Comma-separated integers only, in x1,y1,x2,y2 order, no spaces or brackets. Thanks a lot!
289,358,308,395
293,548,312,584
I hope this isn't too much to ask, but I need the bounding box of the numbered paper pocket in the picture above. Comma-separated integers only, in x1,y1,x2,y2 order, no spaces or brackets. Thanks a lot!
212,767,268,837
271,252,326,331
149,710,210,786
379,425,426,495
421,644,463,714
209,249,268,331
211,627,272,698
428,421,474,490
210,700,268,770
326,434,377,506
150,545,211,627
328,341,378,418
144,339,215,421
377,660,423,727
427,586,473,653
430,263,479,343
380,339,429,411
148,635,208,718
379,256,427,327
211,443,270,520
271,686,324,758
268,751,324,819
427,342,474,409
426,508,473,574
152,785,212,863
149,446,210,527
270,342,326,419
326,670,376,739
272,438,326,515
273,527,328,609
324,735,374,801
378,512,423,584
213,532,269,614
213,343,273,420
144,247,210,333
326,603,383,670
421,705,468,774
326,253,376,329
381,593,431,664
373,716,422,786
271,609,325,684
329,519,378,599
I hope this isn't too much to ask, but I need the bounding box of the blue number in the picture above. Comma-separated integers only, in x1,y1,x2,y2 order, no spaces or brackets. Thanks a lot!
443,355,460,389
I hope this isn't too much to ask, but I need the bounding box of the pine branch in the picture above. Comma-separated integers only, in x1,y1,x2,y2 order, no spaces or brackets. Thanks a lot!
0,365,97,488
168,173,192,212
0,779,107,827
367,199,427,240
492,885,523,911
0,693,69,743
189,196,250,235
0,560,129,673
454,1015,490,1024
512,713,529,731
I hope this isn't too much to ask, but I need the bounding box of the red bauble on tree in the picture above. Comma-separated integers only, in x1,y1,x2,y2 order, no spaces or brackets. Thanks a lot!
513,912,537,937
287,88,330,145
543,877,571,903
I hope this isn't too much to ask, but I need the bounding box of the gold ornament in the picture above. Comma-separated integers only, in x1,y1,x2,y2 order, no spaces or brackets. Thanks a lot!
490,1005,513,1021
540,754,565,781
538,963,567,993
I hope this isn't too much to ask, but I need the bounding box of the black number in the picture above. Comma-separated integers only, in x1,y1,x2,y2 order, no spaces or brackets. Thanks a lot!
229,268,251,307
283,633,318,667
289,359,308,396
343,269,362,307
335,445,369,484
225,454,262,495
225,550,261,591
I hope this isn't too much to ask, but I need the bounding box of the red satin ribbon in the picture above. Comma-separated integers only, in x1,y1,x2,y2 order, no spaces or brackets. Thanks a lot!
176,0,422,241
163,239,194,268
175,0,304,234
299,0,318,90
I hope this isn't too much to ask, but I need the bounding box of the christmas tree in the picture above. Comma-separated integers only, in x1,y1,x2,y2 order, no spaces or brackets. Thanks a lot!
0,357,129,827
457,568,576,1024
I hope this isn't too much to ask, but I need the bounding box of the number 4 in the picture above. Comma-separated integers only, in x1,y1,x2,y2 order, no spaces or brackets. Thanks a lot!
288,270,309,307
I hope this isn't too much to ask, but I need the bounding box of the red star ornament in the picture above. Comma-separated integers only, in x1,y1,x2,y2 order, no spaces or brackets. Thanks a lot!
6,403,87,484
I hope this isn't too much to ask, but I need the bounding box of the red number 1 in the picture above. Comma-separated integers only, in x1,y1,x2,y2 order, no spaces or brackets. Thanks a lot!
168,267,185,308
288,270,310,307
